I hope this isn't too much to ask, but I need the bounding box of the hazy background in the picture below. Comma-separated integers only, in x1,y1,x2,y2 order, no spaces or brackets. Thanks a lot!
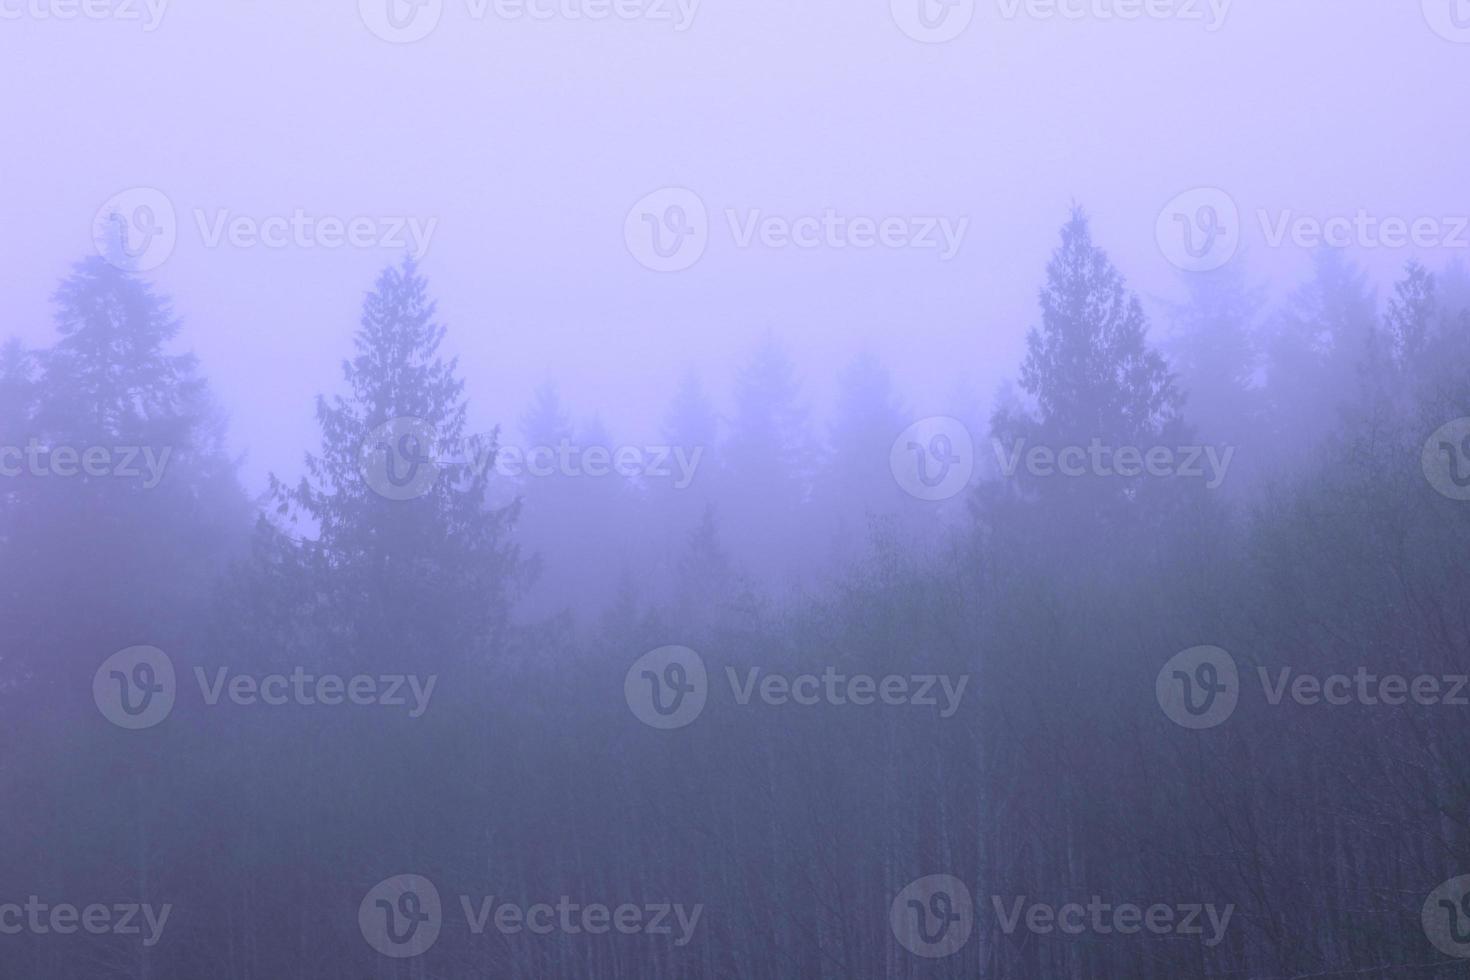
8,4,1470,978
3,0,1465,495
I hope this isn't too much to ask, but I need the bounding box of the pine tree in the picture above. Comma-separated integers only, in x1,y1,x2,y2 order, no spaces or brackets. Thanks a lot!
39,256,205,449
1164,261,1262,430
273,257,521,673
992,207,1182,497
1,257,247,712
1382,260,1436,373
1260,248,1377,453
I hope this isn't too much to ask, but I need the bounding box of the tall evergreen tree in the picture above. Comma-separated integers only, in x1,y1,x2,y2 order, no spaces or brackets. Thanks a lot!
1260,247,1377,454
1164,262,1262,426
1,257,246,707
992,208,1182,502
272,257,521,673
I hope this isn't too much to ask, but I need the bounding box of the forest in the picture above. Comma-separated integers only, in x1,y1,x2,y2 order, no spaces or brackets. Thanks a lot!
3,199,1470,978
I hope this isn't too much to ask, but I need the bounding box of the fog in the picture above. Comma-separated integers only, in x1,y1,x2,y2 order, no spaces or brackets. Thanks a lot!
3,1,1470,977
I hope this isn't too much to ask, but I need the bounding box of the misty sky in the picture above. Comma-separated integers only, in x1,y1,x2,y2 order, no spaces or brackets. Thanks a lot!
2,0,1465,495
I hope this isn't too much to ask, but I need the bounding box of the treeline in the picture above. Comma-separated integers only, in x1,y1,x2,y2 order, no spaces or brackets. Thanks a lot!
2,209,1469,977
